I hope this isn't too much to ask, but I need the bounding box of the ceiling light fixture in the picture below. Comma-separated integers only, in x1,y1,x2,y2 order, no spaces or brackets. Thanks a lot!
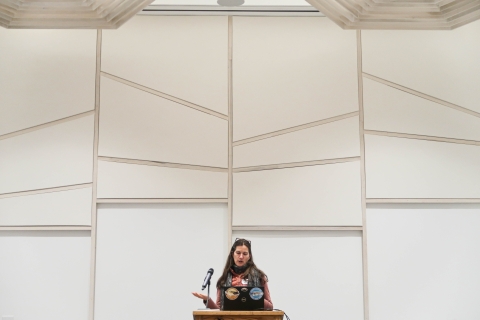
306,0,480,29
217,0,245,6
0,0,155,29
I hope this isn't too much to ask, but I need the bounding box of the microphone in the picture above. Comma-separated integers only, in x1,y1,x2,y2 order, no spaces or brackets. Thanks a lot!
201,268,214,290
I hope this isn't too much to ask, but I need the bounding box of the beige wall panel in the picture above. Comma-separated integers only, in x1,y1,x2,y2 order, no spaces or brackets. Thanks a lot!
98,76,228,167
234,116,360,168
365,135,480,198
101,16,228,115
362,21,480,113
0,116,94,194
0,28,96,136
233,17,358,141
97,161,227,199
233,162,362,226
0,187,92,226
363,78,480,141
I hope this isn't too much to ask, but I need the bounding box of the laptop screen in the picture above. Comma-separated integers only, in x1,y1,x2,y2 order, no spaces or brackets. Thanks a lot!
221,286,265,311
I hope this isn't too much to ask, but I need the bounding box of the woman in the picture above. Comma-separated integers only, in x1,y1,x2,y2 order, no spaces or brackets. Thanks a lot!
192,238,273,310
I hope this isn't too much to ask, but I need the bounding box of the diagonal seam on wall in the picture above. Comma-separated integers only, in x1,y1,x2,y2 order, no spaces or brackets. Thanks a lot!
233,111,360,147
363,73,480,120
100,72,229,120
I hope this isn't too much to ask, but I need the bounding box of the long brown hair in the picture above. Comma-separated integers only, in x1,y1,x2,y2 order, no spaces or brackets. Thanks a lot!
216,238,267,288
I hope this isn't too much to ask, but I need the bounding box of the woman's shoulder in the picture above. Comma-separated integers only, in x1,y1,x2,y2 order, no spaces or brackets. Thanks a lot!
262,274,269,284
249,267,268,284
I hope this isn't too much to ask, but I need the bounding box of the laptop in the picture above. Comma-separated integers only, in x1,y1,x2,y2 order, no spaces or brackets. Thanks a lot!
221,286,265,311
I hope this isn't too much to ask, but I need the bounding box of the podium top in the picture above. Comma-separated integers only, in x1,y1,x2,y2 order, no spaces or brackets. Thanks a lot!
193,310,284,316
193,310,284,320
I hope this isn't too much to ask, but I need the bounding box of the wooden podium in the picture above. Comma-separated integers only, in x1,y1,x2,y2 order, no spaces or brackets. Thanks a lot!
193,310,284,320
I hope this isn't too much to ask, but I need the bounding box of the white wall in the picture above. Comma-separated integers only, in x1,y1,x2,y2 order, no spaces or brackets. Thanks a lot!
0,231,91,320
98,75,228,168
101,16,228,115
94,204,228,320
0,187,92,226
97,161,228,199
232,231,365,320
232,17,358,141
1,14,480,320
367,204,480,320
365,135,480,199
362,21,480,113
0,28,96,136
0,115,94,194
233,162,362,226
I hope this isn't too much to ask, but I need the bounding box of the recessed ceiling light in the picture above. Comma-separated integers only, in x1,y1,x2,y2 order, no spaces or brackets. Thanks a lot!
217,0,245,6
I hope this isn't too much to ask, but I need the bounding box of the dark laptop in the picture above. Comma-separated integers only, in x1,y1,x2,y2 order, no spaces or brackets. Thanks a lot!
221,286,265,311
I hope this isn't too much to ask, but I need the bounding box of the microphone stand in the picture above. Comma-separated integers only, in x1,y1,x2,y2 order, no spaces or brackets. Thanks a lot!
199,279,211,310
206,279,211,309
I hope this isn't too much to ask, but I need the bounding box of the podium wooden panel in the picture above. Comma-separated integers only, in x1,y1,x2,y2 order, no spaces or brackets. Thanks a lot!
193,310,284,320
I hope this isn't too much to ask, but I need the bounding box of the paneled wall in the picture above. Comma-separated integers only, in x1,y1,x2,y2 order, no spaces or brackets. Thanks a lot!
97,16,229,203
362,22,480,201
0,27,97,227
1,15,479,320
232,17,361,228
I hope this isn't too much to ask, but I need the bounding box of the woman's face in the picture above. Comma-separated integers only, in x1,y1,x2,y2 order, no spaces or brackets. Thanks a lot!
233,245,250,267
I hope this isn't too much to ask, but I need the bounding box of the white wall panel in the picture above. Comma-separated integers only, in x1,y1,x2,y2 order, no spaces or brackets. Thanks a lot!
233,162,362,226
367,205,480,320
95,203,227,320
0,28,96,136
362,20,480,113
0,115,94,194
0,187,92,226
234,116,360,168
97,161,227,199
99,76,228,167
0,231,91,320
233,17,358,141
363,78,480,141
232,231,364,320
365,135,480,198
102,16,228,115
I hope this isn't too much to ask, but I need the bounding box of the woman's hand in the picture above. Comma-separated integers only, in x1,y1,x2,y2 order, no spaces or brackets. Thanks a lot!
192,292,208,301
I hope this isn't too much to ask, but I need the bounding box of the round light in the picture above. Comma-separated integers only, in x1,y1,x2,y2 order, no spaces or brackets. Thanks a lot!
217,0,245,6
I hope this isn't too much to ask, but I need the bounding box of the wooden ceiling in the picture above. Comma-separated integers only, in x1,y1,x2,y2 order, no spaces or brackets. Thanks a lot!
307,0,480,29
0,0,154,29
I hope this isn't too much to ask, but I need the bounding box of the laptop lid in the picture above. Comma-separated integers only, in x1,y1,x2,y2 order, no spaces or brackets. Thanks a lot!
221,286,264,311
